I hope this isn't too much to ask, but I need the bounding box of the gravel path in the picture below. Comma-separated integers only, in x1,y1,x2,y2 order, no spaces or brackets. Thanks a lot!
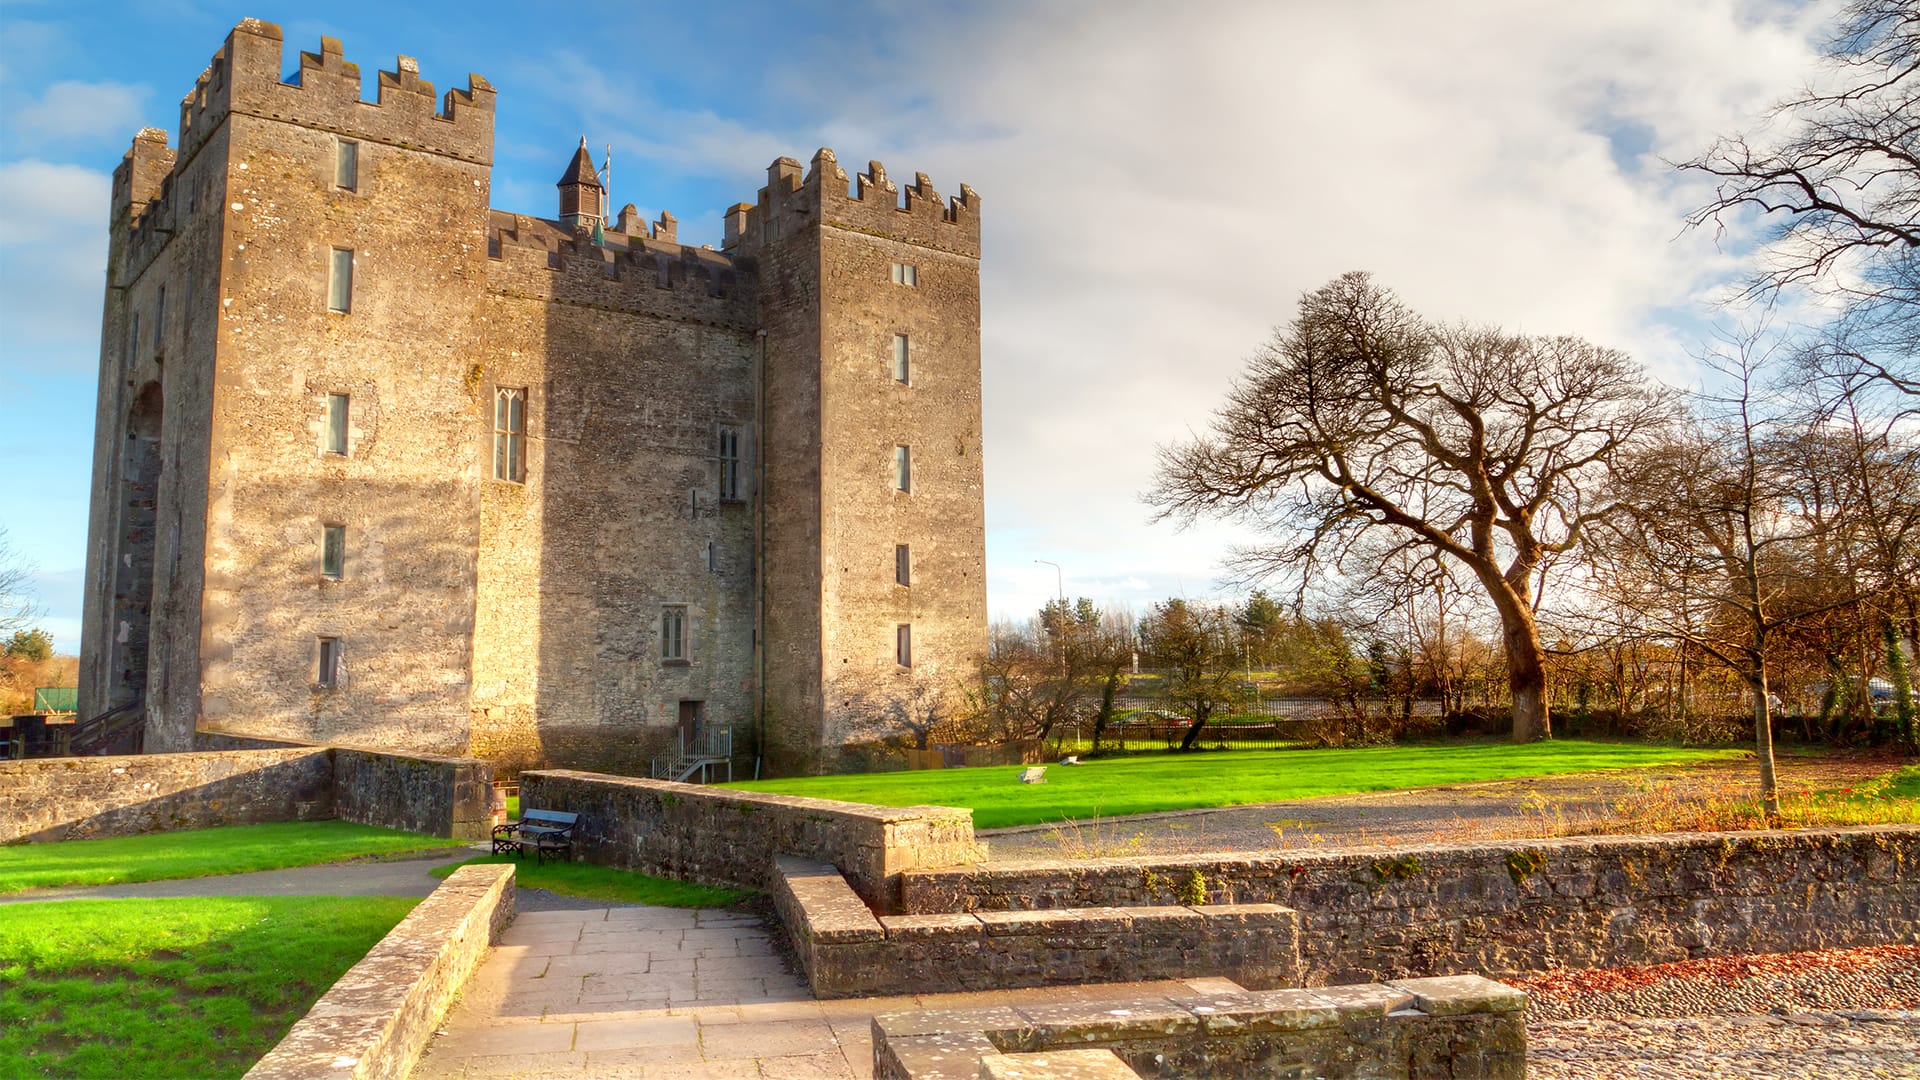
1520,946,1920,1078
980,753,1898,862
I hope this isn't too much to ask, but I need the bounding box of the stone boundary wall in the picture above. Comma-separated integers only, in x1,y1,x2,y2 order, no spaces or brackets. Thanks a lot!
519,769,984,910
871,974,1527,1079
0,748,334,842
0,745,494,843
193,728,321,751
245,863,515,1080
900,826,1920,985
774,855,1299,998
334,749,493,841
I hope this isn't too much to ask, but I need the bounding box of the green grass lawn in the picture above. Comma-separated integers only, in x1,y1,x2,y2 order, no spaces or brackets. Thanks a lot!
727,739,1750,828
0,821,469,895
430,855,750,907
0,896,416,1079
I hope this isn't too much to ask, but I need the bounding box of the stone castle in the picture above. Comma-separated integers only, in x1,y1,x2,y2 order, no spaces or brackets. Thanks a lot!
77,19,988,775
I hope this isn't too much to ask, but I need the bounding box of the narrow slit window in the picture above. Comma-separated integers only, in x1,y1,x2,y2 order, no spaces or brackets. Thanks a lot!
890,262,917,286
894,445,911,492
336,140,358,191
493,387,526,482
896,624,912,668
892,334,910,384
324,393,349,455
316,637,341,687
661,605,687,662
154,286,167,347
321,524,345,579
328,248,353,313
895,543,911,587
717,426,740,501
127,313,140,366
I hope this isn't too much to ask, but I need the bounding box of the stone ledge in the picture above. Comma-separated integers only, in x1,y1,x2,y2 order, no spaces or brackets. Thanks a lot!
872,974,1528,1079
244,863,515,1080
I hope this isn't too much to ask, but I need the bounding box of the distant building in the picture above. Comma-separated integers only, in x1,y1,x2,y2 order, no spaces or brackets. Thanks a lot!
78,19,988,775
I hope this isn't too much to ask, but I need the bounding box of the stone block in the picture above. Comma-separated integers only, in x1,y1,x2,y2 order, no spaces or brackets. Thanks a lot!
977,1049,1137,1079
1389,974,1528,1016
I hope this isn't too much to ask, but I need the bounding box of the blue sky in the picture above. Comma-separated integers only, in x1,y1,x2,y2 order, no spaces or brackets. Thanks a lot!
0,0,1832,653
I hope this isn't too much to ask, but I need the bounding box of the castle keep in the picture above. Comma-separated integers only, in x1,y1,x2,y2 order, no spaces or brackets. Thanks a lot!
77,19,988,775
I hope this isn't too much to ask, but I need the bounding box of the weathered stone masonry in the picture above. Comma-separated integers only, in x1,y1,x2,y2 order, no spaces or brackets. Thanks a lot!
79,19,988,776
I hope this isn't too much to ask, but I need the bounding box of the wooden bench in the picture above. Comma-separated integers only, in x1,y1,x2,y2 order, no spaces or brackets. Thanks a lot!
491,809,579,865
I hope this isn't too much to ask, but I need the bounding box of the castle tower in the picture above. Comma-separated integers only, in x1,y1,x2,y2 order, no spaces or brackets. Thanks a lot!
79,20,497,751
729,152,988,774
556,137,605,233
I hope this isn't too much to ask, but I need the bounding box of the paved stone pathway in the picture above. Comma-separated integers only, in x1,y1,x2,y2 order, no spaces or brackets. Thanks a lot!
412,906,1201,1079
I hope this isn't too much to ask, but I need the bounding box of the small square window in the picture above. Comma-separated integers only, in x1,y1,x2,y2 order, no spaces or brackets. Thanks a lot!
896,624,912,668
321,524,345,579
493,387,527,482
324,393,349,455
328,248,353,313
336,140,358,191
892,334,910,384
316,637,341,687
661,605,688,662
894,445,912,493
895,544,911,587
890,262,917,286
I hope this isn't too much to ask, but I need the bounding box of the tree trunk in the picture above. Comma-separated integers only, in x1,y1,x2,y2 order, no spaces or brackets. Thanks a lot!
1749,668,1780,825
1178,706,1210,750
1498,601,1553,742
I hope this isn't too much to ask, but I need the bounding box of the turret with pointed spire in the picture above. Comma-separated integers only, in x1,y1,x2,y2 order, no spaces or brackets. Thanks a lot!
557,136,605,233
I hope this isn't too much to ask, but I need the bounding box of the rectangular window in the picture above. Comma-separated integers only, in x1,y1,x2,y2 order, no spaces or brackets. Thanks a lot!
895,543,911,587
892,334,910,384
321,524,345,579
493,387,526,482
896,624,913,668
890,262,916,286
717,426,740,501
894,445,912,492
316,637,341,687
661,605,687,662
324,393,349,455
328,248,353,313
336,140,358,191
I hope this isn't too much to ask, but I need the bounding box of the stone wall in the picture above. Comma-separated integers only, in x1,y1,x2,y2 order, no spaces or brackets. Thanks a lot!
871,974,1527,1080
899,826,1920,985
0,748,334,842
246,863,515,1080
774,855,1299,999
333,748,493,841
0,745,493,843
518,769,983,910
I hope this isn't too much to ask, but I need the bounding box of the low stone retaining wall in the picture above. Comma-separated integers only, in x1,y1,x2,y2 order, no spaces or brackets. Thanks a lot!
774,855,1299,998
900,826,1920,985
246,863,515,1080
872,974,1527,1079
0,745,494,843
520,769,985,910
0,748,335,842
334,749,493,841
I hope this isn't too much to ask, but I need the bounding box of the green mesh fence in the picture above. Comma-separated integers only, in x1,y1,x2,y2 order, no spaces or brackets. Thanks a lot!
32,687,78,713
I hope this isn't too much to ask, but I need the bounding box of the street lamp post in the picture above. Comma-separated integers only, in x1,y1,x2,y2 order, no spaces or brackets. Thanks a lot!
1035,559,1065,675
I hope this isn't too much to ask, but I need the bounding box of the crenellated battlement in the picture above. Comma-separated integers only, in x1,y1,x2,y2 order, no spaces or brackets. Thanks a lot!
486,212,751,324
724,148,979,258
174,19,494,168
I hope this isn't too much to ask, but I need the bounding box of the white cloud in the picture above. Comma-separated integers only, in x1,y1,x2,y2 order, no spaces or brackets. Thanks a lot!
0,160,112,362
10,80,149,147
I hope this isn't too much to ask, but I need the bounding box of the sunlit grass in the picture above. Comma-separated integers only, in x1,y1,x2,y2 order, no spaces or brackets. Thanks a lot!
430,855,750,907
728,739,1748,828
0,821,468,894
0,896,415,1079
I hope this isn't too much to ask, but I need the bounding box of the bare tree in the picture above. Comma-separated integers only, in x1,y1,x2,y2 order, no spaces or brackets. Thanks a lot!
1590,340,1860,818
0,527,40,639
1151,272,1676,741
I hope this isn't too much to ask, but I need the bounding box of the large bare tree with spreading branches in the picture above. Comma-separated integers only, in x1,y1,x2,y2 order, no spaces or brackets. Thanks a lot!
1150,272,1676,742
